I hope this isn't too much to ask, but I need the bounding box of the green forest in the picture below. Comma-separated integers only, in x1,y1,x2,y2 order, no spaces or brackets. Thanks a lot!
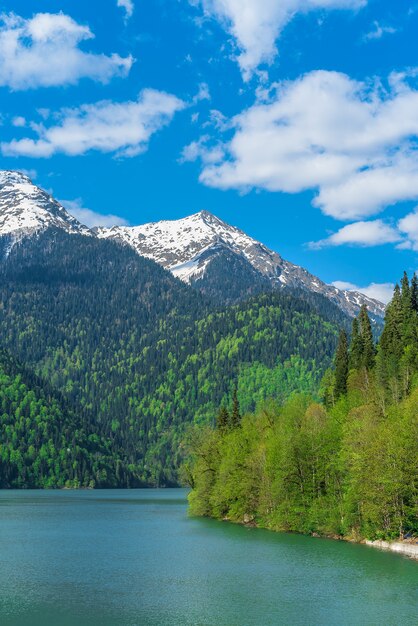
0,230,347,487
0,349,127,488
188,273,418,541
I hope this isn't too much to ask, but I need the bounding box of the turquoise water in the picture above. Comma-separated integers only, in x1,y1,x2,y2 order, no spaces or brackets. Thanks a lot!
0,489,417,626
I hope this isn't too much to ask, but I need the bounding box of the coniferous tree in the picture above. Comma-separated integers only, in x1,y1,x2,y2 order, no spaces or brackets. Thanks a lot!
349,317,362,370
378,285,403,367
359,305,375,369
400,272,414,345
230,387,241,428
334,329,349,399
411,274,418,313
400,271,411,305
216,406,230,431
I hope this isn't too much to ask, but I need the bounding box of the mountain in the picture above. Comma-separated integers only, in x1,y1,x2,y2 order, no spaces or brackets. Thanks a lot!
0,170,385,486
0,171,385,320
96,211,386,320
0,170,90,243
0,225,348,485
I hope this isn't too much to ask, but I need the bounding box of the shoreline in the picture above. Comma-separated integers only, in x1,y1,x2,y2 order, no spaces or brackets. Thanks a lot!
213,514,418,562
364,539,418,560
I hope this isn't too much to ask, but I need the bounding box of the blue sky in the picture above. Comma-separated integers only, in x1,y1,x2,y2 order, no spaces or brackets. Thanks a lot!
1,0,418,302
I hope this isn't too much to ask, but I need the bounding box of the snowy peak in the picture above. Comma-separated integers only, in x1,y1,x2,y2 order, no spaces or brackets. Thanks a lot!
0,172,386,320
0,170,90,239
97,210,386,319
96,210,284,282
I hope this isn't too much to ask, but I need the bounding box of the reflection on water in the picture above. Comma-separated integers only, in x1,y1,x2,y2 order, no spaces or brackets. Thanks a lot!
0,489,417,626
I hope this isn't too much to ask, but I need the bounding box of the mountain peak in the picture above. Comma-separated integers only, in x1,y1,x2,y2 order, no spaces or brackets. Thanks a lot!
0,169,90,240
0,174,385,320
97,210,385,319
194,209,222,223
0,170,33,186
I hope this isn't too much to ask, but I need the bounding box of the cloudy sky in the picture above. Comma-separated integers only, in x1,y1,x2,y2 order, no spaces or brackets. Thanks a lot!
1,0,417,302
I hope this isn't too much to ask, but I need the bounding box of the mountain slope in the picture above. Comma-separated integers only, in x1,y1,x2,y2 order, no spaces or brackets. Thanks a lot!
0,347,122,489
96,211,386,320
0,170,370,485
0,229,347,484
0,171,385,320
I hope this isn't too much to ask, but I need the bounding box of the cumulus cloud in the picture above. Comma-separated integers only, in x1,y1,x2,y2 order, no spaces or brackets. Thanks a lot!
2,89,185,158
117,0,134,22
61,198,129,228
332,280,395,304
0,12,133,90
310,219,402,248
192,0,365,79
398,208,418,251
189,70,418,220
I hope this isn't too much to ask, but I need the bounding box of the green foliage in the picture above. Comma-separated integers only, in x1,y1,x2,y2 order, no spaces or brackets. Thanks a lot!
334,329,348,399
188,273,418,541
0,231,345,485
216,406,230,431
349,318,362,370
358,304,376,370
230,387,241,428
0,349,125,488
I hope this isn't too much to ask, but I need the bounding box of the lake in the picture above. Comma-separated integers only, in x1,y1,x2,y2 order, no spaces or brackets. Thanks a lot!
0,489,417,625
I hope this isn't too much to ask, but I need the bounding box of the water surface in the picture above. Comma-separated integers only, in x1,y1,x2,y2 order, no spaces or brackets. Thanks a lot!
0,489,417,625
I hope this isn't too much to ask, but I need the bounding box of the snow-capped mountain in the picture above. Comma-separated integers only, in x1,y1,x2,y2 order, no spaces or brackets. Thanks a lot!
0,171,386,319
96,211,386,320
0,171,90,242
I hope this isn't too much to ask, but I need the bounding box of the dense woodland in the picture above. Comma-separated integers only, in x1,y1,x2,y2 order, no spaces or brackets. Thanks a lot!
0,349,126,488
0,230,347,486
188,273,418,540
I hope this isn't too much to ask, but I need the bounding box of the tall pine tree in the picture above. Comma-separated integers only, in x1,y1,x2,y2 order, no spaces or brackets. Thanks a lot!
359,305,375,369
216,406,230,431
411,274,418,313
349,317,362,370
230,387,241,428
334,329,349,399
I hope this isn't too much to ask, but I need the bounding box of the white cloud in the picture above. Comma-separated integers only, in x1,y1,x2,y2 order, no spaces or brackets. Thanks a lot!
193,82,211,103
61,198,129,228
363,21,397,41
332,280,395,304
398,208,418,251
192,0,365,79
311,219,401,248
117,0,134,22
2,89,185,158
12,115,26,127
180,135,225,164
190,70,418,220
0,12,133,90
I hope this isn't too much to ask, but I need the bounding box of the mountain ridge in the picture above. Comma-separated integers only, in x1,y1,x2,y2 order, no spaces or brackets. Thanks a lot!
0,170,385,319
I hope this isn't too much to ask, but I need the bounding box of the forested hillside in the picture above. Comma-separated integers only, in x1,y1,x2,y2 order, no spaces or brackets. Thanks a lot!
0,230,347,485
0,349,129,488
188,273,418,541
